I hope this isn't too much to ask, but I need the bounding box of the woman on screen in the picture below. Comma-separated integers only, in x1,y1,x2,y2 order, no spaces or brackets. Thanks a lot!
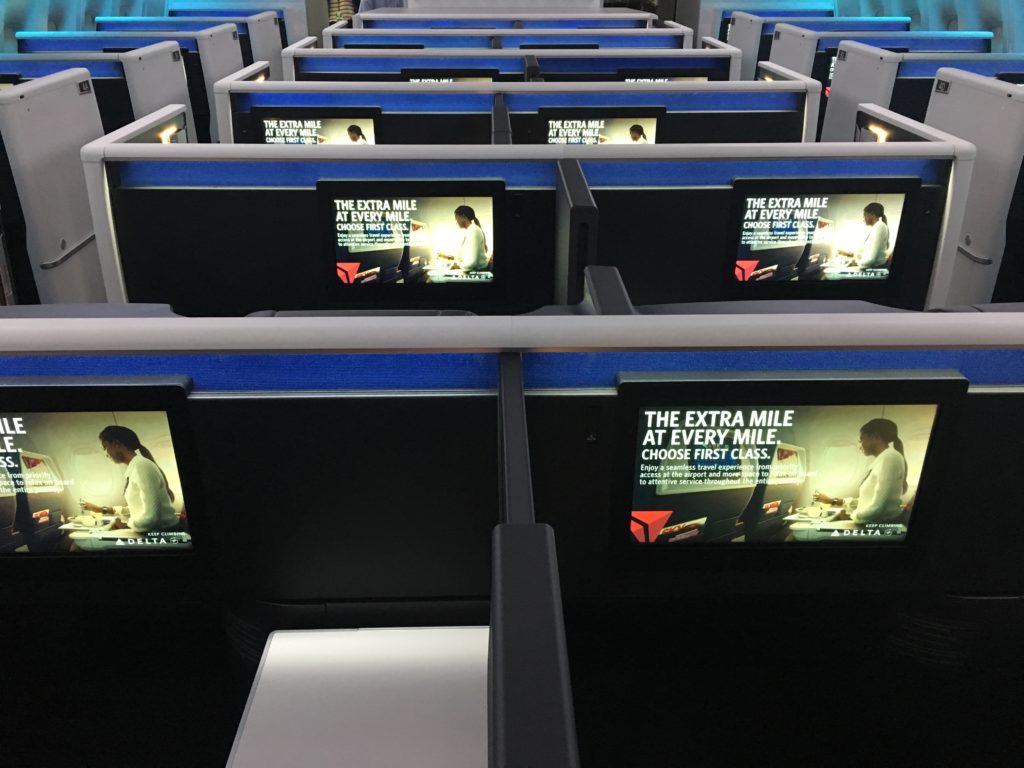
813,418,908,523
346,125,368,145
628,124,648,144
80,426,181,534
440,205,489,272
837,202,890,269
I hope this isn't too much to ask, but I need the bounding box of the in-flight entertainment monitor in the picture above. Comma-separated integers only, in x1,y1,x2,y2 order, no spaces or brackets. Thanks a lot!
0,378,200,556
729,178,918,285
617,67,710,83
253,108,381,145
400,68,498,83
318,180,506,306
614,370,965,553
532,106,663,145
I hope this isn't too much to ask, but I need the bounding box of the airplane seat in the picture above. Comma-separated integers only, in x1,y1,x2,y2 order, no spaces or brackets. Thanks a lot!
0,476,22,553
245,309,477,316
637,300,909,314
0,303,179,318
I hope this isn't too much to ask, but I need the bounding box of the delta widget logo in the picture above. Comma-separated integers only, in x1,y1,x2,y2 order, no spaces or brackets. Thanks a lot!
336,262,361,284
734,260,759,282
630,510,673,543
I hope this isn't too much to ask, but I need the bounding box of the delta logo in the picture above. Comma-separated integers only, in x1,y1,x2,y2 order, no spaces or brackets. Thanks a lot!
336,262,361,285
734,260,759,282
630,510,672,543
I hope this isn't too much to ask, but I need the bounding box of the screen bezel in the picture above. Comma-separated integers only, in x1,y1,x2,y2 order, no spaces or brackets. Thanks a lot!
534,106,666,145
317,179,508,308
610,370,967,572
0,376,205,562
249,106,383,145
723,176,925,303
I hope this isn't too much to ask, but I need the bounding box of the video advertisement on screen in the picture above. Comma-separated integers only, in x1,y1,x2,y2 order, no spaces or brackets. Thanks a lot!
546,116,656,145
0,411,191,554
401,68,497,83
629,403,938,546
323,186,498,289
615,371,967,555
733,184,908,283
534,107,663,146
261,116,376,145
620,74,709,83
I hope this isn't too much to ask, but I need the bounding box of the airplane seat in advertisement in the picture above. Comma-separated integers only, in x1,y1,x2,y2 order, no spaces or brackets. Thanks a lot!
0,467,21,553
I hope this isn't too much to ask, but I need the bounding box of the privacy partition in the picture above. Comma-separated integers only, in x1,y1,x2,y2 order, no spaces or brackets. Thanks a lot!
0,43,195,136
352,8,657,29
282,40,742,82
80,108,973,316
321,22,694,51
822,41,1024,140
166,0,309,46
2,313,1023,765
0,70,106,305
767,25,995,138
683,0,836,43
727,12,911,80
82,125,589,316
0,312,1022,605
214,69,821,146
924,68,1024,306
95,11,285,80
16,25,243,142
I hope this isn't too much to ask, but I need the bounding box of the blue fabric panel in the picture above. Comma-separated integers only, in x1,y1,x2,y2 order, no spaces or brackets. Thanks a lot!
236,90,494,112
815,34,992,53
535,55,729,74
580,158,947,188
171,8,284,20
519,20,645,29
17,33,199,53
96,19,248,33
762,19,908,33
331,33,494,48
367,19,518,29
113,160,558,189
721,9,832,20
521,350,1024,388
0,350,1021,393
503,90,802,113
503,34,680,49
296,55,525,74
0,353,499,391
897,58,1024,78
0,57,124,78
